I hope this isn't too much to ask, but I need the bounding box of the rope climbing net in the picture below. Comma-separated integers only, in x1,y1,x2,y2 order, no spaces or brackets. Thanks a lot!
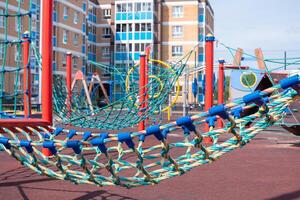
0,75,299,188
52,48,195,130
0,0,40,119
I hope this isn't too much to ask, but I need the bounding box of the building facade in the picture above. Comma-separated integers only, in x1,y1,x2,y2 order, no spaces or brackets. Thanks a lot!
0,0,214,105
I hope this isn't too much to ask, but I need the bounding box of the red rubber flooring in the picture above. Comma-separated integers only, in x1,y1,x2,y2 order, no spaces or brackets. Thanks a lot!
0,128,299,200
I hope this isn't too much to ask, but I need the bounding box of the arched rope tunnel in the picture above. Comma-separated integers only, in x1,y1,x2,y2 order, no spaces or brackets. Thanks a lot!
0,75,299,188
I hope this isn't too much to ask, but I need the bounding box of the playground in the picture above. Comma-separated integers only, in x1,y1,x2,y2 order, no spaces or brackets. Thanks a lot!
0,0,300,199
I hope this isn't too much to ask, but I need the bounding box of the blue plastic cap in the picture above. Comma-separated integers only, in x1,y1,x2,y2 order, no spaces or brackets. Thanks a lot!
67,130,77,139
176,116,193,126
243,90,262,104
146,125,164,141
43,133,50,139
205,34,215,42
231,107,243,118
139,134,145,142
206,116,217,127
22,32,30,39
66,140,82,154
280,75,300,89
218,59,225,64
176,116,196,132
53,127,64,136
209,104,227,117
118,132,135,149
182,126,191,135
0,137,11,149
43,141,57,154
20,140,33,153
90,133,109,153
82,131,92,141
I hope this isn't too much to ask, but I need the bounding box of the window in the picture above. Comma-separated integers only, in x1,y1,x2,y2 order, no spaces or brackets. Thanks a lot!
116,24,126,32
135,3,142,12
63,30,69,44
103,9,111,19
128,3,133,12
63,6,69,20
116,44,126,52
0,9,4,28
102,28,111,38
117,4,121,12
172,6,183,18
172,26,183,38
62,53,66,67
73,57,78,68
121,3,126,12
146,23,151,31
73,33,79,46
135,24,140,32
73,11,79,24
172,46,183,57
102,47,110,58
142,3,152,11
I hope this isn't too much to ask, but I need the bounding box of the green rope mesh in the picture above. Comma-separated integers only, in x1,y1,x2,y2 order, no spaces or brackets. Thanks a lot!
51,48,196,130
0,79,299,188
0,0,37,118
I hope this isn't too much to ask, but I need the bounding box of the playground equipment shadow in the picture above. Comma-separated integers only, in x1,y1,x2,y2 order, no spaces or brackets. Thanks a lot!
0,125,299,200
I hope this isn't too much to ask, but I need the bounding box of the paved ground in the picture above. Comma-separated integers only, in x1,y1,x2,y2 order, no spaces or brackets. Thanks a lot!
0,127,299,200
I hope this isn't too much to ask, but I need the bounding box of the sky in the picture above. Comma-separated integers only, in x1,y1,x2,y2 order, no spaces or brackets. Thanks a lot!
209,0,300,67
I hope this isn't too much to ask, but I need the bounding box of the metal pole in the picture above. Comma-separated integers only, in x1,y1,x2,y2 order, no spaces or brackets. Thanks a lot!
38,0,43,106
41,0,53,123
284,51,287,70
145,46,151,124
66,53,72,117
183,69,188,116
23,32,31,118
138,53,146,131
41,0,53,157
204,34,215,143
217,59,225,128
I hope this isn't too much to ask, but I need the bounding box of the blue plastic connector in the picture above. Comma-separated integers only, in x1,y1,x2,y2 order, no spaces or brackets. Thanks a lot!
243,91,262,104
90,133,109,153
206,116,217,127
43,141,57,155
118,132,135,149
66,140,82,154
280,75,300,89
20,140,33,153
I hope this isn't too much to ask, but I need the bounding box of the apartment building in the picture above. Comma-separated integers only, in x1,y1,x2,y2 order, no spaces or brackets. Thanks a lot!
0,0,214,105
111,0,214,103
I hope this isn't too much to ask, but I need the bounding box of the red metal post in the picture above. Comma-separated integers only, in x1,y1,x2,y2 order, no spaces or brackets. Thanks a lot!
41,0,53,124
66,53,72,117
23,33,31,118
0,0,53,128
138,54,146,131
41,0,53,156
145,46,151,125
217,59,225,128
204,34,215,143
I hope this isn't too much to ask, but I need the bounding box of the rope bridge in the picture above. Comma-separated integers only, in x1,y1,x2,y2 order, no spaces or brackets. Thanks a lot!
0,75,299,188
